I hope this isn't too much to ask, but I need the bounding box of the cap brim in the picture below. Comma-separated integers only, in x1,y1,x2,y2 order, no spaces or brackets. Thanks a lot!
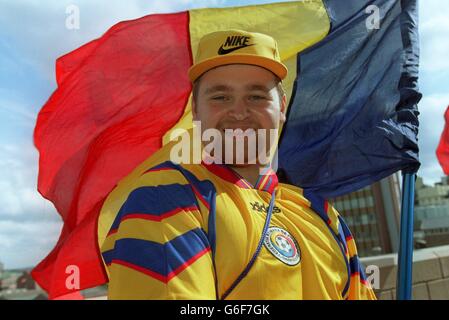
188,54,288,82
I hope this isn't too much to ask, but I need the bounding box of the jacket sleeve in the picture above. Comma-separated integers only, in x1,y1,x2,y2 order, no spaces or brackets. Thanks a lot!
100,166,216,299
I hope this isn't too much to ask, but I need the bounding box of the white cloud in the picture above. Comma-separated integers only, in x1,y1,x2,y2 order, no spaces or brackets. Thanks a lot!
0,220,62,269
419,0,449,73
0,140,62,269
0,142,59,221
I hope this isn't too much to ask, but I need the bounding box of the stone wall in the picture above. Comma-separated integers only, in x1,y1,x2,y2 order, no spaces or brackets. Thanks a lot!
361,245,449,300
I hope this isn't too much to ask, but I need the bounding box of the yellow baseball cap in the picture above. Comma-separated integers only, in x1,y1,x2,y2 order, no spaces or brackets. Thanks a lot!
188,29,288,82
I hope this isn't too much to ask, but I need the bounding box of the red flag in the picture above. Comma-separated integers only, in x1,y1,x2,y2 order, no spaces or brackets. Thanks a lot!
32,12,192,299
436,106,449,175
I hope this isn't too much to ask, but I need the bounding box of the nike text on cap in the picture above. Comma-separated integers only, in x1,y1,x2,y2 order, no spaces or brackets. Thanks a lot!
188,29,288,83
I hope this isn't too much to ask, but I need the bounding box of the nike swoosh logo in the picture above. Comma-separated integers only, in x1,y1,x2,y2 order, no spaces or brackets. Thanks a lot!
218,44,254,55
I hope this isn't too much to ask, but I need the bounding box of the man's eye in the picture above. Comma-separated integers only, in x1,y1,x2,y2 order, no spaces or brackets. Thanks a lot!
212,96,227,101
250,95,266,100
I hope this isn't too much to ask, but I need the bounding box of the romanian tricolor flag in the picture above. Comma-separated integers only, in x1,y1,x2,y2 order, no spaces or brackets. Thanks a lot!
32,0,420,298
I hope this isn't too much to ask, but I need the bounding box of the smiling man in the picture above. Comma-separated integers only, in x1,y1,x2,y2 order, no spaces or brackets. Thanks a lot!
191,63,285,184
100,29,376,300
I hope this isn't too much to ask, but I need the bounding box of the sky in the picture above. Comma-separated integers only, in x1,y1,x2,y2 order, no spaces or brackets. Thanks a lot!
0,0,448,270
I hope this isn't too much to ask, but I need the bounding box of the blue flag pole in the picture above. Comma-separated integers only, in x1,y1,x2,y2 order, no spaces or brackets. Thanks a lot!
396,171,416,300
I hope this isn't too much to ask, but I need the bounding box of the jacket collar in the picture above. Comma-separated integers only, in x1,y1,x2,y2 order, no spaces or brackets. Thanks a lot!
201,161,278,193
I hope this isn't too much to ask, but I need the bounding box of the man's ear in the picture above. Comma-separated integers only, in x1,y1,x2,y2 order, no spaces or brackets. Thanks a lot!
280,94,287,124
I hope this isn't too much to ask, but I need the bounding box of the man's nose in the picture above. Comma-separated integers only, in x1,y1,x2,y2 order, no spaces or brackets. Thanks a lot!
228,98,250,121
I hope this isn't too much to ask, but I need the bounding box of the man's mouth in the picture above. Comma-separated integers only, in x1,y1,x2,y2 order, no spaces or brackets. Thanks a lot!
221,128,258,138
219,125,258,132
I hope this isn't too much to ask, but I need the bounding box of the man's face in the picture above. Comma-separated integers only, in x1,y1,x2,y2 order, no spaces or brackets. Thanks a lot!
192,64,287,166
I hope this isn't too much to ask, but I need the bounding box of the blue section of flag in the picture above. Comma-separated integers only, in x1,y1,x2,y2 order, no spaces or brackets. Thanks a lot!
278,0,421,198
